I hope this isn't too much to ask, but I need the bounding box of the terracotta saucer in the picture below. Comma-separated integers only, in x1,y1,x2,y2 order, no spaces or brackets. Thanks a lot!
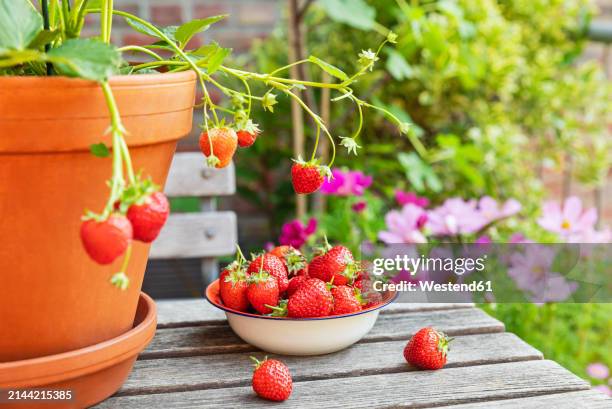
0,292,157,409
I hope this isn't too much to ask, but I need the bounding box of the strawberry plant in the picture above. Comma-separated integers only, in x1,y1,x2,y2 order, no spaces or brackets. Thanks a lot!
1,0,409,289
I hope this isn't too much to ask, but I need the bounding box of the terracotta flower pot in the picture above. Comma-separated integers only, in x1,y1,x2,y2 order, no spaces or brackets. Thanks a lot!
0,292,157,409
0,71,196,361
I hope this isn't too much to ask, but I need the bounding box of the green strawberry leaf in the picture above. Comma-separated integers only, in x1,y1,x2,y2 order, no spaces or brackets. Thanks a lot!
318,0,376,31
47,38,123,81
175,15,227,47
192,42,232,73
397,152,442,193
308,56,348,81
0,0,42,50
385,49,414,80
125,18,177,43
90,143,110,158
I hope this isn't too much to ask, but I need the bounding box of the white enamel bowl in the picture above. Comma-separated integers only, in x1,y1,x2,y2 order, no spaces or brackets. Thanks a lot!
205,279,398,356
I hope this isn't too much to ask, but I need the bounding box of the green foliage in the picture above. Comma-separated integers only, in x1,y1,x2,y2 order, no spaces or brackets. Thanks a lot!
246,0,610,213
482,303,612,382
0,0,42,50
47,38,121,80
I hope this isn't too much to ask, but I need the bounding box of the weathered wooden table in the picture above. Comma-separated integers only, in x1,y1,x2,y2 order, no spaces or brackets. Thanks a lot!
96,300,611,408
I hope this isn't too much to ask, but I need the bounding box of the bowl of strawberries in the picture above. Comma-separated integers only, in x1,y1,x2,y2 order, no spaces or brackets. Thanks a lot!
205,243,397,356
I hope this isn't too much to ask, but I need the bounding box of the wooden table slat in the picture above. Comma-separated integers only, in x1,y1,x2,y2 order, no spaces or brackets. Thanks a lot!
437,390,612,408
155,300,476,328
118,332,542,396
96,360,590,409
143,307,503,358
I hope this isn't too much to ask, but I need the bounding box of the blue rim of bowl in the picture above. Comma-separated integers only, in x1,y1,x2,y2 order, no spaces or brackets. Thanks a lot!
205,280,399,321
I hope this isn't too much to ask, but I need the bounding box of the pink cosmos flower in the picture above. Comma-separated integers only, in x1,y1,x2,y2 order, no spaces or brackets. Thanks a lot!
587,363,610,380
378,204,428,244
321,168,372,196
395,191,430,208
478,196,522,224
426,198,488,236
537,196,610,243
279,218,317,249
508,245,577,302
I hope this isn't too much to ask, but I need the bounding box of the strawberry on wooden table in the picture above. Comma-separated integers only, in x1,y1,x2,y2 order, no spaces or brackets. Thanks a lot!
404,327,452,370
247,253,289,293
251,356,292,401
199,127,238,169
80,214,133,265
287,278,333,318
246,271,280,315
126,191,169,243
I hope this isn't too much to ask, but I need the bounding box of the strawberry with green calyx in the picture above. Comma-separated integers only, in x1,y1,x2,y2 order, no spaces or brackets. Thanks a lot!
404,327,453,370
331,285,363,315
251,356,292,401
199,126,238,169
247,270,280,315
308,237,358,286
219,261,250,312
290,157,331,195
236,119,261,148
269,245,308,277
80,213,133,265
287,278,333,318
247,253,289,293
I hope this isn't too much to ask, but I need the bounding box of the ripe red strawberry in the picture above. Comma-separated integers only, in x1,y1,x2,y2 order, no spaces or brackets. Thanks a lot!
80,214,133,265
404,327,452,370
219,262,250,312
290,160,327,194
251,357,292,401
286,275,308,297
362,290,383,309
199,127,238,168
236,120,261,148
247,272,279,314
309,245,356,285
269,245,307,277
331,285,362,315
287,278,333,318
247,254,289,293
126,191,169,243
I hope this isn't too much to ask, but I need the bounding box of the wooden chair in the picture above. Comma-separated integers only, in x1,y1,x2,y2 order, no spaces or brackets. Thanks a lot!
147,152,237,290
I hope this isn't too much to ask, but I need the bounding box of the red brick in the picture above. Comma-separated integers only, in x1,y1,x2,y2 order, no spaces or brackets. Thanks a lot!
122,33,154,47
216,32,267,53
194,4,230,24
151,5,183,26
237,2,276,25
